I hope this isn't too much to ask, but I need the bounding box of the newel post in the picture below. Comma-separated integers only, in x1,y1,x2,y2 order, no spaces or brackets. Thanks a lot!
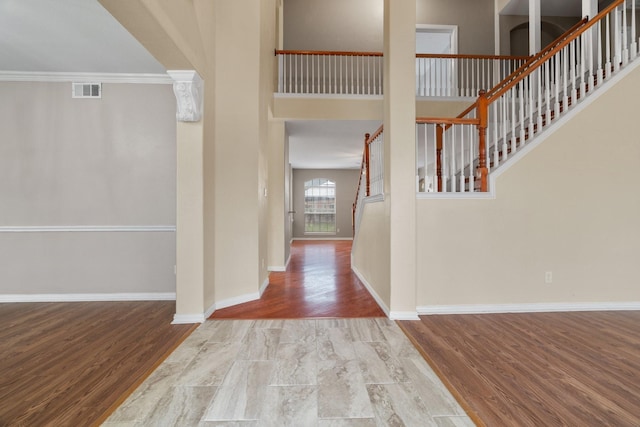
477,90,489,192
364,133,371,197
436,124,444,192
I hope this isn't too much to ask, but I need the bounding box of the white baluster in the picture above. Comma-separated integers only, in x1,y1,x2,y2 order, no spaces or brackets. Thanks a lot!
580,34,586,98
623,0,629,66
492,101,498,171
632,0,638,59
502,95,508,163
511,86,517,154
518,79,525,149
587,26,595,91
451,126,457,192
597,20,604,86
571,40,578,103
544,59,551,128
554,49,561,118
606,14,612,79
615,6,622,72
468,125,475,192
459,125,466,191
528,74,535,140
562,45,569,110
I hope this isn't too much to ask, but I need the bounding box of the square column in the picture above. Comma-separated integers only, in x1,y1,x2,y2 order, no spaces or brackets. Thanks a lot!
384,0,418,319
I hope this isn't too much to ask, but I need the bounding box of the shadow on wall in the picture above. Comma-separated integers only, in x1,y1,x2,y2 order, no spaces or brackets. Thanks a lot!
509,21,566,56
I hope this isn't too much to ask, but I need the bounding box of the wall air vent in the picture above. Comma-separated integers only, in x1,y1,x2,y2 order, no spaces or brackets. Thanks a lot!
72,82,101,99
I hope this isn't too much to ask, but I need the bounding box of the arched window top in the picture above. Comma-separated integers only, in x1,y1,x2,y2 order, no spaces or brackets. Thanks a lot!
304,178,336,234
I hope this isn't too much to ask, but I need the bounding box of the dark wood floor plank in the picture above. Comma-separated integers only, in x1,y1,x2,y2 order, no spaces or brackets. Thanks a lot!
0,301,196,427
399,312,640,426
211,240,385,319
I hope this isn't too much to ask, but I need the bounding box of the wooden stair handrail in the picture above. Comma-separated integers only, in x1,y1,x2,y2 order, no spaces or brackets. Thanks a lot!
442,16,589,130
276,49,531,62
485,17,589,100
366,125,384,144
276,49,382,57
488,0,624,103
416,53,530,60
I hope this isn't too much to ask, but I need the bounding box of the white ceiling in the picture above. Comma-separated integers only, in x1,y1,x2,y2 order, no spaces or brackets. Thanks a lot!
0,0,164,73
287,120,382,169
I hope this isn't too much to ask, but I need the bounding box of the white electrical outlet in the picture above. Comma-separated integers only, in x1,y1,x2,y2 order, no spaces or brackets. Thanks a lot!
545,271,552,283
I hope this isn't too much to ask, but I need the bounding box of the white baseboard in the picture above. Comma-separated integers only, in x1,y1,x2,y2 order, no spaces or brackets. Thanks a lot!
0,292,176,303
259,278,269,296
417,302,640,316
214,291,261,311
268,253,292,273
172,313,205,324
176,281,269,324
293,237,353,241
351,264,390,317
389,311,420,320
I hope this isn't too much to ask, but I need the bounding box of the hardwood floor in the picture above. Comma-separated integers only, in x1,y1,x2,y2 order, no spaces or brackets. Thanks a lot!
210,240,385,319
399,311,640,426
0,301,195,427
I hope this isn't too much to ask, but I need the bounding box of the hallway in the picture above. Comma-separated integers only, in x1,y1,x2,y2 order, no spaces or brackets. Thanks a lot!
211,240,385,319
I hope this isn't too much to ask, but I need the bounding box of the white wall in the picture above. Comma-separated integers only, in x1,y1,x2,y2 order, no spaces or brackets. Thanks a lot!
416,62,640,309
0,81,176,297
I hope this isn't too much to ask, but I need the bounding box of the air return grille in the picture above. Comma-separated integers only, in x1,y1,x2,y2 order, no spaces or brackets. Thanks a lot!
72,82,101,98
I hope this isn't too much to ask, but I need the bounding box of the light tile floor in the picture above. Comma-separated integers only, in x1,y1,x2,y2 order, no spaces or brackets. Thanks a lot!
103,318,475,427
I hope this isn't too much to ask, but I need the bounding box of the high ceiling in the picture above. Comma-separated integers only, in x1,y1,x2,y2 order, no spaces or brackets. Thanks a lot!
0,0,610,170
0,0,163,73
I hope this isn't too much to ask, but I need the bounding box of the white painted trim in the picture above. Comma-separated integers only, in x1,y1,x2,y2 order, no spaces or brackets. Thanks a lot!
416,24,459,55
214,291,261,311
259,278,270,297
268,253,292,272
293,237,353,241
0,71,173,84
417,192,494,200
389,311,420,320
0,225,176,233
363,194,385,203
172,313,205,324
351,263,390,317
204,302,216,320
417,302,640,315
0,293,176,303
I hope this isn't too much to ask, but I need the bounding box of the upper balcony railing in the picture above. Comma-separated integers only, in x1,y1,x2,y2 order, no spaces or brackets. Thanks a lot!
275,49,530,97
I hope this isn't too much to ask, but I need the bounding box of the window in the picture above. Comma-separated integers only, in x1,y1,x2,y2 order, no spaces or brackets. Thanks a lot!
304,178,336,234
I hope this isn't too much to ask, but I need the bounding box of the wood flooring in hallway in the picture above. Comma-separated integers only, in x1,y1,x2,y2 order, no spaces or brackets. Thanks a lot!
210,240,385,319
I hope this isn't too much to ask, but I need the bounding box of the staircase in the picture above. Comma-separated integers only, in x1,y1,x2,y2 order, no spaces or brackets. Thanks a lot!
416,0,639,194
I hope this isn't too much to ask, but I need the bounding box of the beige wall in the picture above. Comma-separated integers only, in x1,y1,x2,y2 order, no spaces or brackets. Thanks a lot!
0,81,176,295
267,120,288,269
351,200,390,311
416,0,495,55
292,169,360,239
284,0,495,55
212,0,276,303
416,63,640,308
273,97,472,121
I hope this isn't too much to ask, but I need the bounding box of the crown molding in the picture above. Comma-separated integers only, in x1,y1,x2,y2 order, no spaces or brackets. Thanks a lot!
0,71,173,84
